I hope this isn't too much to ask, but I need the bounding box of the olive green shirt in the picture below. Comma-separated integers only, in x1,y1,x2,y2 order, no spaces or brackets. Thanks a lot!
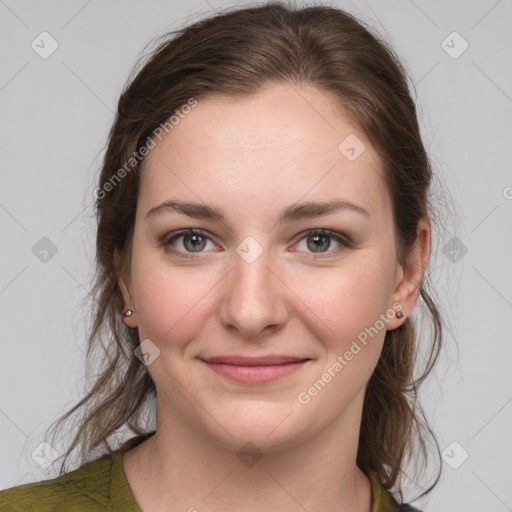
0,452,417,511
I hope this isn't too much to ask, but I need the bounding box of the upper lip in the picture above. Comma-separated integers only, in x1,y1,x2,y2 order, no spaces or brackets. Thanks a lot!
201,355,310,366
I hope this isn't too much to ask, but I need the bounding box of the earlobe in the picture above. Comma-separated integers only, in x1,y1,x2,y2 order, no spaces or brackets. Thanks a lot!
387,217,431,331
114,249,138,328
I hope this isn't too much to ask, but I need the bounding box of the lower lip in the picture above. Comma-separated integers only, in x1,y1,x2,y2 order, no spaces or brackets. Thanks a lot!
202,360,309,384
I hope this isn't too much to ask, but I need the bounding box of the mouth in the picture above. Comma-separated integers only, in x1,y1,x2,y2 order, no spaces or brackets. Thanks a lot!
200,355,311,384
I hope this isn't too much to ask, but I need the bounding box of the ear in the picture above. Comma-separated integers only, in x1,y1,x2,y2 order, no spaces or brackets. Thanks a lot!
114,248,138,328
387,217,431,331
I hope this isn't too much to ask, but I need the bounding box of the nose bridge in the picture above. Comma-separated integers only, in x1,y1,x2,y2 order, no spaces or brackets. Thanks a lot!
219,238,288,337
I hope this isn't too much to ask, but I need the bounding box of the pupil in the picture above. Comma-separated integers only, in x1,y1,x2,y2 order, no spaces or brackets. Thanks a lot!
309,234,330,253
185,234,205,252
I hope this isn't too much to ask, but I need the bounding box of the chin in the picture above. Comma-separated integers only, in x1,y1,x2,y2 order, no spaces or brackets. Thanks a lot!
199,400,314,454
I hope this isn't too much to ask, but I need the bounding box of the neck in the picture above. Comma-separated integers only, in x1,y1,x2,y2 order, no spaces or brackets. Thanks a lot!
123,393,371,512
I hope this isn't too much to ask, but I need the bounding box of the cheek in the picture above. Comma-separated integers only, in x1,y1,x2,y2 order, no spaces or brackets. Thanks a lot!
292,265,390,413
130,253,217,347
292,262,393,400
293,259,392,341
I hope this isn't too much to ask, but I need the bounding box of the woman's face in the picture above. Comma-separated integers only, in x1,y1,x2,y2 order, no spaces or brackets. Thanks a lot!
118,83,415,452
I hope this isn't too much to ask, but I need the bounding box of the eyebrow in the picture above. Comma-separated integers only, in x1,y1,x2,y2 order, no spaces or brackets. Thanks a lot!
144,199,370,224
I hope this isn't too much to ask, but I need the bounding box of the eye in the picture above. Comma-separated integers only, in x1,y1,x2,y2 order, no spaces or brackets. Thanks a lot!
163,229,218,257
161,228,351,260
293,229,350,256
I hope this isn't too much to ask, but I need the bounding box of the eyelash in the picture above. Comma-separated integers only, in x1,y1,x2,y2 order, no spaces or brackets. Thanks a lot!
161,228,351,260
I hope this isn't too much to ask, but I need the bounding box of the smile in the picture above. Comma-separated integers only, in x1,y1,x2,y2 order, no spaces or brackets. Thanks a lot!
200,357,310,384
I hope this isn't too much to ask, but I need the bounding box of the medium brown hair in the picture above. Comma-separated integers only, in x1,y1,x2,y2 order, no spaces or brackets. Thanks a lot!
46,1,449,503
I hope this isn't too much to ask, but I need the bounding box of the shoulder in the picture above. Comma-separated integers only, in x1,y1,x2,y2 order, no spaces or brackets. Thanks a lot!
367,470,424,512
0,453,118,512
391,495,424,512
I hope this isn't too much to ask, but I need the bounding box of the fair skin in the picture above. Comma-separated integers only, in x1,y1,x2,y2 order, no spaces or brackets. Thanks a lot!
116,83,430,512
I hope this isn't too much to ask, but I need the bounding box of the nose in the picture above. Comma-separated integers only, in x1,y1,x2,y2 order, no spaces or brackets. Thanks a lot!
218,244,290,339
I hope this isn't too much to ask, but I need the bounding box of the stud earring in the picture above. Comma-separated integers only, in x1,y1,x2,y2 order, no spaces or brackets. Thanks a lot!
122,309,133,317
396,311,404,319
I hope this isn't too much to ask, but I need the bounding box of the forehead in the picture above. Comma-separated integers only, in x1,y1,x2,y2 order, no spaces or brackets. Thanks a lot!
138,83,390,224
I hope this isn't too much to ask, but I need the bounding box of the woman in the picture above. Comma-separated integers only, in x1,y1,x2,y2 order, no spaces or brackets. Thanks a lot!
0,2,445,511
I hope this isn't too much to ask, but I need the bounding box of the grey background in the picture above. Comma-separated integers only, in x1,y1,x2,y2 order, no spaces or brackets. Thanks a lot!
1,1,511,511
